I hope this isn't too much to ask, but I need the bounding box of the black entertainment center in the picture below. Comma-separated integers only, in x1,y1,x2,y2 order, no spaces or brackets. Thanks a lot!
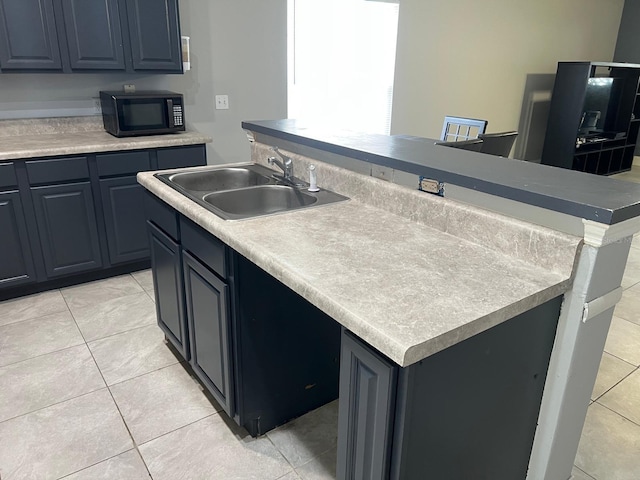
541,62,640,175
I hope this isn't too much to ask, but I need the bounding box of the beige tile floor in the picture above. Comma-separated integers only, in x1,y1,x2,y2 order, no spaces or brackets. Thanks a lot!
1,164,640,479
0,270,336,480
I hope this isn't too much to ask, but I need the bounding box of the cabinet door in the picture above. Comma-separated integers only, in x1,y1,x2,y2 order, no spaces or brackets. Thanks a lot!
0,0,62,70
183,250,233,416
337,330,397,480
157,145,207,170
31,182,102,278
124,0,181,72
59,0,125,70
0,191,37,288
148,221,189,360
100,176,149,265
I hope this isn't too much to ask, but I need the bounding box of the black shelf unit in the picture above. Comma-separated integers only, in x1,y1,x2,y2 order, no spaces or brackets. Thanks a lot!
541,62,640,175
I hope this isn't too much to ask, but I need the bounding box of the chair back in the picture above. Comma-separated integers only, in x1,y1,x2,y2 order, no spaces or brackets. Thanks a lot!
478,131,518,157
441,116,488,141
434,138,484,152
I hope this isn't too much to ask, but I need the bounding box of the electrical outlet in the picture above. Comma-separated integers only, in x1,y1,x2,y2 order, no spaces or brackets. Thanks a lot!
215,94,229,110
371,165,392,182
92,97,101,114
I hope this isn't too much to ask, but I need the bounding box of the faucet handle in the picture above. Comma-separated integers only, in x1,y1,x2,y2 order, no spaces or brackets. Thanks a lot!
272,146,291,164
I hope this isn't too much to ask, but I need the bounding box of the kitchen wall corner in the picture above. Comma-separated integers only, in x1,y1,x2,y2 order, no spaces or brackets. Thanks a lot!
168,0,288,165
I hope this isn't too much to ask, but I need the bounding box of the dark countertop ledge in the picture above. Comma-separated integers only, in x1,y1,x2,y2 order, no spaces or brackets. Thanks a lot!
242,119,640,225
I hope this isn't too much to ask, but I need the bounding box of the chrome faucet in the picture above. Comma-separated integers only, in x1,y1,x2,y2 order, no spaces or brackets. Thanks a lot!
267,147,293,180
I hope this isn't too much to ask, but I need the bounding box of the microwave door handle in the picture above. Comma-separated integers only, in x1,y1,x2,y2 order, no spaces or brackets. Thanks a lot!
167,99,175,128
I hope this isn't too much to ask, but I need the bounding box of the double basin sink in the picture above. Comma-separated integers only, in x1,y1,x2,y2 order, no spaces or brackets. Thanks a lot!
156,163,348,220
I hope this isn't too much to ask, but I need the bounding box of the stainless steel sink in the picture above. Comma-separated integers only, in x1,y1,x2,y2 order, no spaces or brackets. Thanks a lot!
155,163,348,220
166,165,277,193
203,185,318,219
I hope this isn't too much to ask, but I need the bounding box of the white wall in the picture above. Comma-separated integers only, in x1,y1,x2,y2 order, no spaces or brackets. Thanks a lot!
390,0,626,150
168,0,287,164
0,74,168,118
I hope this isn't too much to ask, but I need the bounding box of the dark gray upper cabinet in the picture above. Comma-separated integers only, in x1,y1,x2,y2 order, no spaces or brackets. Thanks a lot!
59,0,125,71
0,191,37,288
0,0,62,71
124,0,182,72
0,0,182,73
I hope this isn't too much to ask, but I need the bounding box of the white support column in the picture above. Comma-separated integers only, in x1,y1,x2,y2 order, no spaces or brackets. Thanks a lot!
527,216,640,480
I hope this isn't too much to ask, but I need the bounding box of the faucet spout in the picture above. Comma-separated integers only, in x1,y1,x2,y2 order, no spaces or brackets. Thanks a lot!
268,147,293,180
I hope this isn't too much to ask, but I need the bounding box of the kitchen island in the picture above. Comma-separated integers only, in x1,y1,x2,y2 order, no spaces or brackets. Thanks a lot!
138,129,601,479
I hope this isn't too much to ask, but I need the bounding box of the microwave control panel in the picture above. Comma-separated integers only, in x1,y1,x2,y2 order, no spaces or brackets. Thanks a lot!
173,105,184,126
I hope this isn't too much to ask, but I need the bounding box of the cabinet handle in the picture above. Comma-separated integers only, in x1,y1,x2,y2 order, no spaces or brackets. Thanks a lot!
167,99,175,128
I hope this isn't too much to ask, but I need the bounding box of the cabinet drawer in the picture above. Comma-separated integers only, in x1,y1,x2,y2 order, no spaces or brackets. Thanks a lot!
157,145,207,170
96,151,151,177
180,216,226,278
145,192,179,241
0,163,17,189
26,157,89,184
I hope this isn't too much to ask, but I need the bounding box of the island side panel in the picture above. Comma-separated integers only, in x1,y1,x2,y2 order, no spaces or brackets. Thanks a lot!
233,253,342,437
528,236,633,480
378,297,562,479
336,294,562,480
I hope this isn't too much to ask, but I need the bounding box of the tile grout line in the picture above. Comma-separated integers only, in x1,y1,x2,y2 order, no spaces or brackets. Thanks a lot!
54,449,141,480
64,275,156,479
291,444,338,477
264,433,299,475
82,321,161,346
591,363,639,403
0,341,86,370
0,303,70,329
134,411,220,448
106,360,186,389
0,386,110,427
572,464,597,480
593,400,640,429
104,383,155,479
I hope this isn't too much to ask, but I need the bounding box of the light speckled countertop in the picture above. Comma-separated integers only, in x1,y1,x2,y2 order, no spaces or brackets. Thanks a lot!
138,146,582,367
0,116,211,160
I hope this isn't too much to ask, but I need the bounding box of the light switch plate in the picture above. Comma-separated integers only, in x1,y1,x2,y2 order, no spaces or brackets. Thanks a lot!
215,95,229,110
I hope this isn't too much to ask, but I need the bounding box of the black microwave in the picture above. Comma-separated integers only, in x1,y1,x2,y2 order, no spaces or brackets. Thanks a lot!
100,90,185,137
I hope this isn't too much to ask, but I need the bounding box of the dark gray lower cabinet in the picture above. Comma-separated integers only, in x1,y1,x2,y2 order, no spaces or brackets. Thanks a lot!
0,191,36,287
337,330,397,480
101,176,149,264
148,221,188,360
146,198,340,437
0,144,206,296
183,250,233,416
31,182,102,277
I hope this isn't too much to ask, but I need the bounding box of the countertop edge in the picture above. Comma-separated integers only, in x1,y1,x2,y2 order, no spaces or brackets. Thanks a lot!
0,131,212,161
242,119,640,225
138,169,575,367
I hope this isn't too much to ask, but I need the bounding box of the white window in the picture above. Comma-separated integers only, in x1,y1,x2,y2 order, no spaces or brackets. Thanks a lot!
287,0,399,135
